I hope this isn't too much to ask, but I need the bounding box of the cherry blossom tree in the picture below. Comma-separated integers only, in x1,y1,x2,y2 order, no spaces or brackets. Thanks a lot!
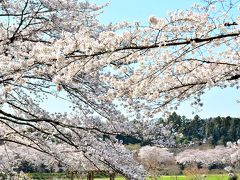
138,146,176,177
0,0,240,179
176,146,233,169
176,141,240,169
175,141,240,178
0,141,146,179
0,0,147,179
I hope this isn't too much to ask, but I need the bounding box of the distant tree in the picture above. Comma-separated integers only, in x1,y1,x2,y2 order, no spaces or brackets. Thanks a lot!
167,112,183,132
16,161,35,173
138,146,176,177
176,141,240,170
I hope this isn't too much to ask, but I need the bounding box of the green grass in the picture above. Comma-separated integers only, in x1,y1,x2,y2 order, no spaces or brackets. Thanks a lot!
29,172,68,179
82,174,230,180
21,174,232,180
146,175,229,180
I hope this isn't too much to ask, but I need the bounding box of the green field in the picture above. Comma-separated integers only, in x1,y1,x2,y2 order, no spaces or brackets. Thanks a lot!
25,174,231,180
1,172,231,180
93,176,229,180
93,175,229,180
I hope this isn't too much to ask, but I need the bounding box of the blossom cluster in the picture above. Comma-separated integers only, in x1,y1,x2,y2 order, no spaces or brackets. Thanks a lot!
0,0,240,178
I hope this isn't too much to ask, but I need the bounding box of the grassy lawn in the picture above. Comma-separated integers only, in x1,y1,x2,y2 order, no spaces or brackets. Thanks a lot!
160,175,228,180
85,175,229,180
88,175,229,180
21,173,231,180
94,175,229,180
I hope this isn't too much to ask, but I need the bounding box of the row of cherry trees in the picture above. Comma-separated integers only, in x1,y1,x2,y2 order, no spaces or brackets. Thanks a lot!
176,141,240,169
2,141,240,178
0,0,240,179
138,141,240,177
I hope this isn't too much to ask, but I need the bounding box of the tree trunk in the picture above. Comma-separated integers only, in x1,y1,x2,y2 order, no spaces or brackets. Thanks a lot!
110,173,115,180
70,172,74,180
87,171,94,180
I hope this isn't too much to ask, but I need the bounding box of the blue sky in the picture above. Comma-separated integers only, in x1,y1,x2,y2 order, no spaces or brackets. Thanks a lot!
87,0,240,118
92,0,198,24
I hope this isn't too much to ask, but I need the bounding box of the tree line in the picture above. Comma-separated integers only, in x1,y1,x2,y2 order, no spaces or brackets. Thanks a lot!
117,112,240,146
167,112,240,145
